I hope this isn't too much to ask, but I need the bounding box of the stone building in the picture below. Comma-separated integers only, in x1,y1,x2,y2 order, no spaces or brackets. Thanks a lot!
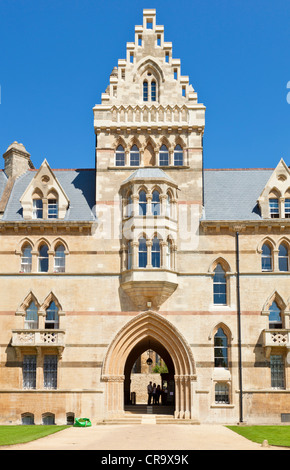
1,9,290,425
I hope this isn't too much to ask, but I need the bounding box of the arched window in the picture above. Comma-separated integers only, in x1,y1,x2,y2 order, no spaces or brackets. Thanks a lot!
54,244,66,273
261,243,272,271
151,81,156,101
285,198,290,218
159,144,169,166
213,264,226,305
45,301,59,329
152,190,160,216
25,302,38,329
269,301,282,329
143,81,148,101
214,327,228,367
38,244,49,272
130,145,140,166
174,144,183,166
138,237,147,268
152,237,160,268
21,244,32,273
139,190,147,215
115,145,125,166
21,412,35,424
278,243,288,271
215,383,229,404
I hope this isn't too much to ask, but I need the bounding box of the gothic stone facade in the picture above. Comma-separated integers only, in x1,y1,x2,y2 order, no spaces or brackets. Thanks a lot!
1,9,290,425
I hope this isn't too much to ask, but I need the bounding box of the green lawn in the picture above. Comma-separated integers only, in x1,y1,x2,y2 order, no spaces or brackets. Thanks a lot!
0,425,68,446
227,425,290,448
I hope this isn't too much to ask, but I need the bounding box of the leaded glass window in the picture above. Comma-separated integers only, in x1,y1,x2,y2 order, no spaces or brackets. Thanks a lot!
143,81,148,101
152,190,160,216
269,198,279,218
130,145,140,166
33,199,43,219
45,301,59,329
278,243,288,272
38,244,49,272
21,244,32,273
25,301,38,329
138,238,147,268
159,144,169,166
23,355,36,389
285,198,290,218
152,237,160,268
174,144,183,166
115,145,125,166
213,264,226,305
270,355,285,389
261,244,272,271
44,355,58,389
214,328,228,368
151,81,156,101
54,245,65,273
139,190,147,215
215,383,229,404
48,199,58,219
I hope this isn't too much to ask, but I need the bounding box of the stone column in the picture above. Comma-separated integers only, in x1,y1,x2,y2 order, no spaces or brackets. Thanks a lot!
132,241,138,268
146,240,152,268
160,241,167,268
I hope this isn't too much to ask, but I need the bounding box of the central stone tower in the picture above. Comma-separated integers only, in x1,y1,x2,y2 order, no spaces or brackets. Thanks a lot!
93,9,205,311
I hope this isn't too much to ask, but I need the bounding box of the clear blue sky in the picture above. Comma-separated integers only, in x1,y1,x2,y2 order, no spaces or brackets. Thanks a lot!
0,0,290,170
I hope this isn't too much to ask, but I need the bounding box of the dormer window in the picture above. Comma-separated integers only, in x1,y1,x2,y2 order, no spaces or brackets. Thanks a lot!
285,198,290,218
33,199,43,219
48,199,58,219
269,198,279,218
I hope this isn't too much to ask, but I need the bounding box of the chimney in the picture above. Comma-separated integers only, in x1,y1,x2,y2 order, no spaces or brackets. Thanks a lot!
3,141,34,178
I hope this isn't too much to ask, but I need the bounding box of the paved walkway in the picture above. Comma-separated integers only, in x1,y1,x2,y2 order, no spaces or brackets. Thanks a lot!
1,424,287,450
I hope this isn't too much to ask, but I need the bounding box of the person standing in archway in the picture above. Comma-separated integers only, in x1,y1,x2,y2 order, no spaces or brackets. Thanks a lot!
147,381,153,405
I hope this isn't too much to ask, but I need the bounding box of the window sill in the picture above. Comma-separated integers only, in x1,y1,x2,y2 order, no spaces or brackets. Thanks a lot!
210,404,234,409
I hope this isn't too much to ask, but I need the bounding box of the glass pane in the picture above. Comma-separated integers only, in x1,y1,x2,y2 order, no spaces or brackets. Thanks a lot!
159,145,169,166
151,81,156,101
48,199,58,219
174,145,183,166
138,238,147,267
269,301,282,328
152,237,160,268
213,264,226,304
45,302,59,329
152,190,160,215
44,355,58,389
25,302,38,329
21,245,32,272
38,245,49,272
270,355,284,389
139,191,147,215
23,355,36,389
33,199,43,219
54,245,65,272
143,81,148,101
116,145,125,166
130,145,139,166
215,383,229,404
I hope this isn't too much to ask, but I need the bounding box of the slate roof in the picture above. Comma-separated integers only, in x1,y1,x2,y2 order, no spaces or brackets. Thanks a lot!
0,166,276,222
1,169,96,222
203,168,273,221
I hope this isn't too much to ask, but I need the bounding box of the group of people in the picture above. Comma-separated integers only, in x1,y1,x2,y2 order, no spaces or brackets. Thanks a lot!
147,381,164,405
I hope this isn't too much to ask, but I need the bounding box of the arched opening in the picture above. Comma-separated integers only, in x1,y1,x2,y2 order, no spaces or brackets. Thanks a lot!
101,311,197,420
124,335,175,414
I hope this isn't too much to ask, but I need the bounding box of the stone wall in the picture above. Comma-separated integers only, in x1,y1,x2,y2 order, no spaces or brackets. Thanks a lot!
130,373,162,404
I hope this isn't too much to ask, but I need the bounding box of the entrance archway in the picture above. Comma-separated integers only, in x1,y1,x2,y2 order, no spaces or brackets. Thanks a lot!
101,310,197,419
124,335,175,410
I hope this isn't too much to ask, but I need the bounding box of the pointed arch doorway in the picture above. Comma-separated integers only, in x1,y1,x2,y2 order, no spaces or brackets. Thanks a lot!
101,310,197,420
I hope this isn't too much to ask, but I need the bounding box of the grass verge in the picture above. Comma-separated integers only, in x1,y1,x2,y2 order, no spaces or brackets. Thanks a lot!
0,425,68,446
227,425,290,448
